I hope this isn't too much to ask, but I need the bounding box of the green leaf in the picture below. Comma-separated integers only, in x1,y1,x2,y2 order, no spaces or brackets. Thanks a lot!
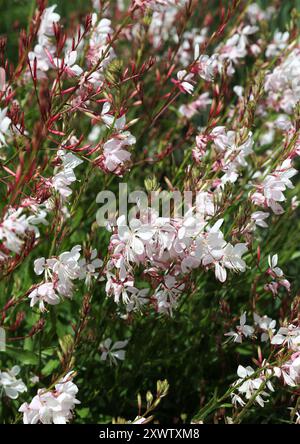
5,347,39,365
77,408,90,419
41,359,60,376
236,346,253,356
290,251,300,260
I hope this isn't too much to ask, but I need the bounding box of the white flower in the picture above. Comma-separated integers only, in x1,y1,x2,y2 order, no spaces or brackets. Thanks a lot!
251,211,269,228
268,254,284,278
254,313,276,342
153,275,185,315
176,70,194,94
30,246,82,310
265,31,289,58
27,5,61,75
28,282,60,311
252,159,297,214
117,216,154,258
246,3,274,24
28,44,52,73
0,205,48,257
178,92,211,118
125,287,150,312
222,243,247,272
0,107,11,146
27,207,48,237
233,85,244,98
0,366,27,399
99,132,135,175
48,246,81,296
210,127,253,184
100,338,128,365
88,16,115,67
225,312,254,343
196,54,218,82
52,151,83,200
232,365,272,408
38,5,60,42
265,48,300,114
0,208,29,254
101,102,126,130
19,371,80,424
54,50,83,77
105,209,248,309
274,354,300,387
271,324,300,349
78,248,103,287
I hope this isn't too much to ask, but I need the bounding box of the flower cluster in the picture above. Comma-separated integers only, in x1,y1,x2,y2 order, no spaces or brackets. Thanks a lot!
29,246,101,311
19,372,80,424
231,365,274,408
251,159,297,215
105,211,247,313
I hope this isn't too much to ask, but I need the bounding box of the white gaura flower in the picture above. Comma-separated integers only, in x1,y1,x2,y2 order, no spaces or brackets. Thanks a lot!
19,371,80,424
27,207,48,237
274,353,300,387
88,16,115,67
52,169,78,198
231,365,273,408
252,158,297,214
117,215,154,258
125,287,150,312
100,338,128,365
99,132,135,175
178,92,212,118
54,50,83,77
251,211,270,228
28,282,60,312
153,275,185,315
265,30,289,58
233,85,244,98
196,54,218,82
254,313,276,342
0,107,11,146
271,324,300,350
222,243,247,273
225,312,254,343
268,254,283,277
30,246,82,310
101,102,126,130
196,219,247,283
105,209,248,307
28,44,52,72
0,205,48,257
58,150,83,170
199,219,227,269
27,5,60,74
78,248,103,287
50,245,81,280
105,270,135,304
251,211,269,228
52,150,83,200
246,2,274,24
0,366,27,399
264,48,300,114
46,246,81,297
0,207,29,254
176,70,194,94
38,5,60,41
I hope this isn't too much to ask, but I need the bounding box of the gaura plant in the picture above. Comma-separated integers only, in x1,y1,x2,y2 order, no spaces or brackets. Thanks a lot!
0,0,300,424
